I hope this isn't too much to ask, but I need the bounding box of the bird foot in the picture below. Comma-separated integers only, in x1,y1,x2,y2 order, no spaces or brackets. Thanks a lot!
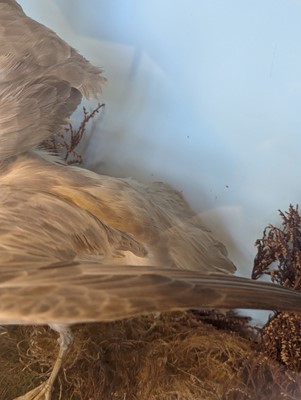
13,326,72,400
13,380,53,400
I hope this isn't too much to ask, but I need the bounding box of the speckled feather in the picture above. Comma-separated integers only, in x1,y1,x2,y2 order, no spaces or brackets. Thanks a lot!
0,150,235,272
5,3,301,400
1,262,301,325
0,0,106,160
0,150,300,327
0,1,300,331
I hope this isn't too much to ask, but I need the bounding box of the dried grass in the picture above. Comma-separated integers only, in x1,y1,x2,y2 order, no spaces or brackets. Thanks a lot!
1,311,301,400
2,112,301,399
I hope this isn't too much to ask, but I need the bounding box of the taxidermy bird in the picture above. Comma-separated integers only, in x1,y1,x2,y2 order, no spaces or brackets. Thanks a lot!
0,1,301,399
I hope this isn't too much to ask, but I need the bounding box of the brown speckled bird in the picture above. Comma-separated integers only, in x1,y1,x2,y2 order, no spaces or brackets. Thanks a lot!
1,1,301,399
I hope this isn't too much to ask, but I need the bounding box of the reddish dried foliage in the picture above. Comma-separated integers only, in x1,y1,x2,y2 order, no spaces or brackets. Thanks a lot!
253,204,301,291
253,204,301,372
42,102,105,165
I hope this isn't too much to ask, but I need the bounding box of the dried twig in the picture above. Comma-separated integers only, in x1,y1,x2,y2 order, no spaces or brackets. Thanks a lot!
42,103,105,165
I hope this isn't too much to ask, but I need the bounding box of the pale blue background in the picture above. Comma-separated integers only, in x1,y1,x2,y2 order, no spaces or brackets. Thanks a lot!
18,1,301,321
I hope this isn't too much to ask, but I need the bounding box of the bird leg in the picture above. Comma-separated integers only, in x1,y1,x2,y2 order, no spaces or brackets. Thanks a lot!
14,325,73,400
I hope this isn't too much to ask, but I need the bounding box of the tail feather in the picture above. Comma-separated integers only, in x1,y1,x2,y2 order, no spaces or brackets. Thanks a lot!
1,263,300,325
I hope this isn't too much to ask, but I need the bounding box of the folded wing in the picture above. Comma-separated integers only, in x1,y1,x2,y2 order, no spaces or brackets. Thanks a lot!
0,0,106,159
0,261,300,325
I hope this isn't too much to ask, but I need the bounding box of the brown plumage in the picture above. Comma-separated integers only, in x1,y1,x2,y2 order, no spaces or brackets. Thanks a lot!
1,1,301,399
1,150,301,326
0,0,105,160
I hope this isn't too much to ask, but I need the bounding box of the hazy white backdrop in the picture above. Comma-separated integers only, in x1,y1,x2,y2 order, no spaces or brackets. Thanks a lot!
18,0,301,320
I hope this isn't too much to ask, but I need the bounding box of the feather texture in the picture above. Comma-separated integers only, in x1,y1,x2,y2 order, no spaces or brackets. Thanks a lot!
0,151,299,327
1,262,301,325
1,4,301,398
0,0,106,160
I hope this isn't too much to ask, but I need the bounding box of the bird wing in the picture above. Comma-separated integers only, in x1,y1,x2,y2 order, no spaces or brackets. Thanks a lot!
0,1,106,159
0,151,235,273
0,261,300,325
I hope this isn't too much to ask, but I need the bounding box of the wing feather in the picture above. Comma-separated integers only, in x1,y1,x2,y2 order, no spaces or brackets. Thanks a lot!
0,1,106,159
0,262,300,325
